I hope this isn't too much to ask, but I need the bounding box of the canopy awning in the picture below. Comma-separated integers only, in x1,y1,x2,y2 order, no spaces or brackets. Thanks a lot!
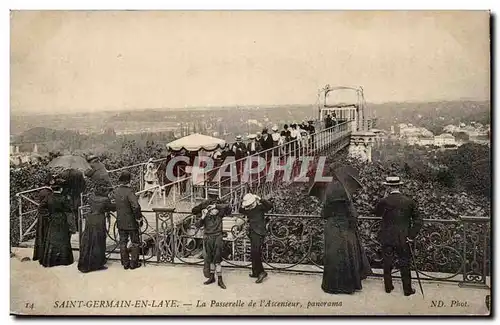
167,133,226,152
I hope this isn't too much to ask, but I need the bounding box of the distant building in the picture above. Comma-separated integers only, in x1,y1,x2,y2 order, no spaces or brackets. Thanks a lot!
434,133,456,146
417,137,434,146
400,126,433,139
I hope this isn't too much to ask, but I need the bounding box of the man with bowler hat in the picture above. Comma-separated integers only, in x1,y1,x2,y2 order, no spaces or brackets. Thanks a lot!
114,171,143,270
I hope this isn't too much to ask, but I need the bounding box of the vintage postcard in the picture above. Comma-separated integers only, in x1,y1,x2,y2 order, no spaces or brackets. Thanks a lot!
9,10,491,316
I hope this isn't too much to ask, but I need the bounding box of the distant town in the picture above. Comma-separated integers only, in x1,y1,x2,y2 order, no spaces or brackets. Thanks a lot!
9,100,491,166
371,121,490,149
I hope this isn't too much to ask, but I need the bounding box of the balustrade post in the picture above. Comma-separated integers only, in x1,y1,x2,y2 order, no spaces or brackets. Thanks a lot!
78,207,83,248
458,216,490,289
139,164,144,192
229,162,233,198
153,207,176,263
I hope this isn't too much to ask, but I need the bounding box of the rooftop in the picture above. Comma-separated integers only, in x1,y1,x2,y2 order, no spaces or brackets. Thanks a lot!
10,248,490,316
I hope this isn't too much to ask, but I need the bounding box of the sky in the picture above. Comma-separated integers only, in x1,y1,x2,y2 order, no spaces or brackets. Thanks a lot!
10,10,490,114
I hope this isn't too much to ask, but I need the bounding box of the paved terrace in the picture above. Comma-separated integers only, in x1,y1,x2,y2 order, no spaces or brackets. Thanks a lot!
11,248,490,316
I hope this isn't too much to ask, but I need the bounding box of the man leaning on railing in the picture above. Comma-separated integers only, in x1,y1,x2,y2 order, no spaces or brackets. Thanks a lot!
85,155,111,187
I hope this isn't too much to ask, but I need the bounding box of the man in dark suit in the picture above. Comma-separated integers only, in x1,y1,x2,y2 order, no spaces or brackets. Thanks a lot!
114,171,143,270
85,155,111,186
239,193,273,284
374,176,423,296
232,135,247,182
307,120,316,152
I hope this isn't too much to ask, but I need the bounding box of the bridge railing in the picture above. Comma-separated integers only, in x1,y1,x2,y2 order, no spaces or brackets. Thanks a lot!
185,120,354,210
84,206,489,287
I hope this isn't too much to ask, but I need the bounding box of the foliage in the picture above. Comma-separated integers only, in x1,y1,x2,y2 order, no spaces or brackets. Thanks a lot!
268,142,490,274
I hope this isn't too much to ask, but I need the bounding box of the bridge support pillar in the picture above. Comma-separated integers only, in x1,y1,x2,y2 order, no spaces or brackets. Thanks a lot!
348,131,376,163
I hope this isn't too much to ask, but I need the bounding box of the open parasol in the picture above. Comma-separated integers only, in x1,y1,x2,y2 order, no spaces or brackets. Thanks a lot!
47,155,91,172
308,164,362,202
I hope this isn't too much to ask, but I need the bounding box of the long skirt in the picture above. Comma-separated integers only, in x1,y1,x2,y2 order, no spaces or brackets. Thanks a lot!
33,214,49,261
39,212,74,267
322,218,367,294
78,213,107,273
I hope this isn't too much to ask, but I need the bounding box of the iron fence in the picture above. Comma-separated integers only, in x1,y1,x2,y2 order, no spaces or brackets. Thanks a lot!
81,206,490,287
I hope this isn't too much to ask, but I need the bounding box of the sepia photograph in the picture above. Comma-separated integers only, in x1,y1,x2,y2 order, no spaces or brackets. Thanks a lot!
8,8,491,317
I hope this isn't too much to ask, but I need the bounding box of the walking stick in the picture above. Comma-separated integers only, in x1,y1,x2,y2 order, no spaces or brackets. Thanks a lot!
407,239,424,298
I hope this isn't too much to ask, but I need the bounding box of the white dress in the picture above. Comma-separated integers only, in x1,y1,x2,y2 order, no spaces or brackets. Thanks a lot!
144,163,159,191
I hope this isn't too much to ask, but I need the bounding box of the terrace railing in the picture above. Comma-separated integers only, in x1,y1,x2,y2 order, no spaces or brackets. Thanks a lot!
14,187,51,244
81,206,490,288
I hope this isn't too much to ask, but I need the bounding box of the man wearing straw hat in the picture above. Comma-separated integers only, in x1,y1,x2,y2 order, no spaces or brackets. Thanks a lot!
374,176,423,296
271,126,282,157
239,193,273,283
192,188,232,289
247,134,261,155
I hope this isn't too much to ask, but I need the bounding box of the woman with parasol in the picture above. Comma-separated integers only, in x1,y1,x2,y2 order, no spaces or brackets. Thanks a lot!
47,154,90,232
309,163,371,294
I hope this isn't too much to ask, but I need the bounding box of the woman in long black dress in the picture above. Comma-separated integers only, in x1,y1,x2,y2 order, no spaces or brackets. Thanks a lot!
37,179,75,267
78,184,115,273
310,164,371,294
33,175,56,262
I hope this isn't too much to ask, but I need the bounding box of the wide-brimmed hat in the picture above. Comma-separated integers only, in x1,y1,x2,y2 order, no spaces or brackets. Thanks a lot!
383,176,403,186
87,154,98,162
241,193,257,208
248,134,256,140
235,135,242,141
271,126,279,132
